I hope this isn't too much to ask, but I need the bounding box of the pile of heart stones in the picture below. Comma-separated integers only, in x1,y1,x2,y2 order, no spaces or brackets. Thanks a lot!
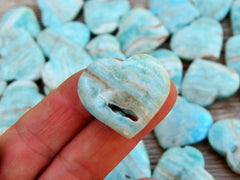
0,0,239,179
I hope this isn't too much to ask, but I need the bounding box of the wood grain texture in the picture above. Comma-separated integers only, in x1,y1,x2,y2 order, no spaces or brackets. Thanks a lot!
0,0,239,179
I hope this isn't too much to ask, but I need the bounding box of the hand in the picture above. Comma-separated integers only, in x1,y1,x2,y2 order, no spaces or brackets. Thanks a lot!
0,71,176,179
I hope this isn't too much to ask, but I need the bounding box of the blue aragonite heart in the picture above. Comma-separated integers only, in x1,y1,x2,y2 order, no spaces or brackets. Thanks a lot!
0,6,41,38
225,35,240,83
105,140,151,179
208,119,240,174
0,80,44,135
154,96,213,149
42,40,92,93
84,0,130,34
117,8,169,57
37,22,90,57
149,49,183,94
181,59,239,107
38,0,83,27
152,146,214,179
149,0,199,33
86,34,125,61
190,0,233,21
0,80,7,97
231,0,240,35
170,18,223,61
78,54,171,138
0,28,45,81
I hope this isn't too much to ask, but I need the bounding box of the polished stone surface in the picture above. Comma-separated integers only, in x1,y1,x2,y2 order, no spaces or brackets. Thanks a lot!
231,0,240,35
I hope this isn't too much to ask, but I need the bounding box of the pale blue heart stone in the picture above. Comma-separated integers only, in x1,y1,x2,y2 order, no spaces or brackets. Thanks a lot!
231,0,240,35
86,34,125,61
0,80,44,135
152,146,214,179
190,0,233,21
84,0,130,34
105,140,151,179
0,80,7,97
0,28,45,81
154,96,213,149
0,6,41,38
42,40,92,92
38,0,83,27
170,18,223,61
208,119,240,174
149,0,199,33
182,59,240,107
149,49,183,94
225,35,240,83
117,8,169,57
78,54,171,138
37,21,90,57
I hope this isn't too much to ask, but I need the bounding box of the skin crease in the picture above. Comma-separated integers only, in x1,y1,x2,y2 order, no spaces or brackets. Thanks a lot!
0,67,177,179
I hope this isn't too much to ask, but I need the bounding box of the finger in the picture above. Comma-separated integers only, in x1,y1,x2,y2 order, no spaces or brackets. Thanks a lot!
39,80,177,179
0,71,94,180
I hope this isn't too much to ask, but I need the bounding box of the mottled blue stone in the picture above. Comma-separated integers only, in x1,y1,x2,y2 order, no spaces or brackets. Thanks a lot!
78,54,171,138
0,80,7,97
225,35,240,84
170,18,223,61
86,34,125,61
84,0,130,34
190,0,233,21
117,8,169,57
149,0,199,33
37,21,90,57
154,96,213,149
42,40,92,92
0,28,45,81
152,146,214,179
38,0,83,27
208,119,240,174
0,80,44,135
149,49,183,94
105,140,151,179
0,6,41,38
182,59,239,107
231,0,240,35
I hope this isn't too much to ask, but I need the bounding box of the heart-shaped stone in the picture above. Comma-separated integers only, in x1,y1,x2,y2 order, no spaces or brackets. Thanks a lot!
149,0,199,33
154,96,213,149
170,18,223,61
0,80,7,98
181,59,239,107
117,8,169,57
78,54,172,138
152,146,214,179
231,0,240,35
208,119,240,174
84,0,130,34
105,140,151,179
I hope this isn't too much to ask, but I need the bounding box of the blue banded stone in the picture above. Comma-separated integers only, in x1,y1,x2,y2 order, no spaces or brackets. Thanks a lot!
152,146,214,179
181,59,239,107
42,40,92,92
0,80,44,135
0,28,45,81
170,18,223,61
149,49,183,94
0,6,41,38
105,140,151,179
154,96,213,149
231,0,240,35
225,35,240,83
190,0,232,21
0,80,7,97
84,0,130,34
78,54,171,138
86,34,125,61
117,8,169,57
37,21,90,57
38,0,83,27
208,119,240,174
149,0,199,33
